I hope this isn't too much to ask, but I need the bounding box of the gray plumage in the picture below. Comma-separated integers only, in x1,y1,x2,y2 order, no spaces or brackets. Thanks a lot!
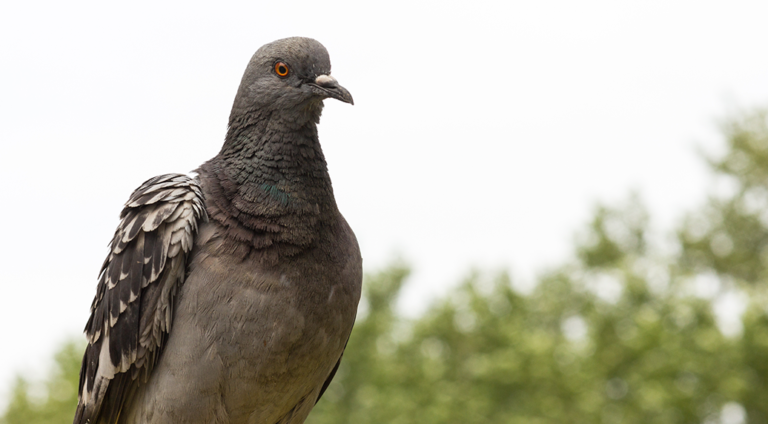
74,37,361,424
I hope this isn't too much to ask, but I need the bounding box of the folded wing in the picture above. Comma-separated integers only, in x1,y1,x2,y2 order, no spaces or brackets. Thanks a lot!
74,174,206,424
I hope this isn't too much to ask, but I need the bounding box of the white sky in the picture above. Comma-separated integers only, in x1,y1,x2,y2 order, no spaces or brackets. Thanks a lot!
2,0,768,409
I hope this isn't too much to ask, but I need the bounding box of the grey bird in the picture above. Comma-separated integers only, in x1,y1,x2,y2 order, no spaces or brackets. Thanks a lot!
73,37,362,424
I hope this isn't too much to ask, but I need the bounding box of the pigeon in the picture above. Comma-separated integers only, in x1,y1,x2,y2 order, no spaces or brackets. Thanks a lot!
73,37,362,424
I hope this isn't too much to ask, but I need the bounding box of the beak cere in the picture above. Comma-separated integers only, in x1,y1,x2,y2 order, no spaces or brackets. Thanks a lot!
315,75,337,86
313,74,354,105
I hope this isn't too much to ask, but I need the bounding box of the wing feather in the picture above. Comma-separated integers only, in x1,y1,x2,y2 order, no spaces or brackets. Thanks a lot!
74,173,206,424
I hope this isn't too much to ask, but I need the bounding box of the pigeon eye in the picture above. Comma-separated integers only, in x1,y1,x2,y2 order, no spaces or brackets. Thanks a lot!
274,62,289,77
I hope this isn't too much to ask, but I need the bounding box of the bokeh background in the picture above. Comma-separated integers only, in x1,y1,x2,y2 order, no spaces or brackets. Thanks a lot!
3,1,768,423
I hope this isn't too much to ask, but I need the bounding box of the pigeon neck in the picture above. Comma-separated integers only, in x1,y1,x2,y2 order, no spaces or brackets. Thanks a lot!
222,113,332,186
198,114,338,260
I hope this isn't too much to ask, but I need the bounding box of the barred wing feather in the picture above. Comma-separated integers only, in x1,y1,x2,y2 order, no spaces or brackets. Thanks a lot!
74,174,206,424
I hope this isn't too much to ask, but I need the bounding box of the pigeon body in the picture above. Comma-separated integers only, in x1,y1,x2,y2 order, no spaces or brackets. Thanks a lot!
74,37,361,424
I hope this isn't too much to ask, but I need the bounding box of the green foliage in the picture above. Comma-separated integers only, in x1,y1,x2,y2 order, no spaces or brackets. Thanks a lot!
6,109,768,423
1,340,82,424
680,109,768,285
576,193,648,269
309,261,761,423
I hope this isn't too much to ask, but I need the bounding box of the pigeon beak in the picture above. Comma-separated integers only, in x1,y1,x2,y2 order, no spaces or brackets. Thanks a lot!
312,74,354,105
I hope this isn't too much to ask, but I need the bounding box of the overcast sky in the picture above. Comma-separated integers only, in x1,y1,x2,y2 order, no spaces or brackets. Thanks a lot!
2,0,768,409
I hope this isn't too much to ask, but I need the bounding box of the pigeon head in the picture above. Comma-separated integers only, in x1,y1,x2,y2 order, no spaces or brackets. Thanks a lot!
230,37,353,124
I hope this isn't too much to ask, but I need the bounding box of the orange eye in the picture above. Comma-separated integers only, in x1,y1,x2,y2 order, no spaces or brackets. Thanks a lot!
274,62,289,77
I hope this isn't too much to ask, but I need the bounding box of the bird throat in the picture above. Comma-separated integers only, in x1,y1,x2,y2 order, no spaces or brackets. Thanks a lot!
197,115,337,262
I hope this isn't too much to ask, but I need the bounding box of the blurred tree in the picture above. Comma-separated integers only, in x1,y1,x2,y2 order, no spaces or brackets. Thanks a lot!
5,109,768,424
307,108,768,424
1,340,82,424
680,109,768,286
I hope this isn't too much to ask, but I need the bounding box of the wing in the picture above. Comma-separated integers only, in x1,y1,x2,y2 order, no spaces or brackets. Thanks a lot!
74,174,206,424
315,337,349,404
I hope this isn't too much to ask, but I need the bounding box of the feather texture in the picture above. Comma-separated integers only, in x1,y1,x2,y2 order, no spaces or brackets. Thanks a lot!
73,37,361,424
74,174,206,424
